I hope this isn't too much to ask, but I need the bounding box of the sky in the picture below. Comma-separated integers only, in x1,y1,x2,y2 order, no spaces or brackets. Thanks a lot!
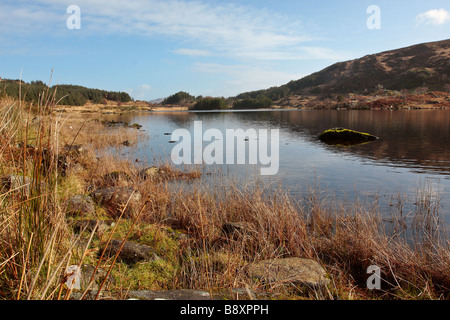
0,0,449,101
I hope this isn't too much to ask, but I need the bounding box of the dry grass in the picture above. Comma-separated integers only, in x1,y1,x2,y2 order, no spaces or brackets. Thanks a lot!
158,180,449,299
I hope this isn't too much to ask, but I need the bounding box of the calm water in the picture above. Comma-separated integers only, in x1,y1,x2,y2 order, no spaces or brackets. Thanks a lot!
106,109,450,232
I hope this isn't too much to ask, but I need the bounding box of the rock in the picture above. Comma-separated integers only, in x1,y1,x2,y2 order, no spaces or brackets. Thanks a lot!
79,264,113,291
1,175,31,194
138,167,161,179
126,288,270,300
100,239,160,265
64,264,113,292
40,148,70,176
91,187,142,218
126,290,212,300
161,217,184,230
318,128,378,146
249,258,329,288
129,123,142,130
64,144,85,156
72,219,114,234
103,171,133,186
66,195,96,216
101,120,128,128
222,222,253,237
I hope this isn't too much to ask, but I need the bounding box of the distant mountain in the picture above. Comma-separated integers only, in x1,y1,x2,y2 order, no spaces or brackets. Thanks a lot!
236,39,450,100
149,98,164,104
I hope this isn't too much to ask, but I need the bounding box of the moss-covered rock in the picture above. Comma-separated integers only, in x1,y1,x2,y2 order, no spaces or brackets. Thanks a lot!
100,239,160,265
91,187,141,218
249,257,329,288
66,195,96,216
318,128,378,146
103,171,133,187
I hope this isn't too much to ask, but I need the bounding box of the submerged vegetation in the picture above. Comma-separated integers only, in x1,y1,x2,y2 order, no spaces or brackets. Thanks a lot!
0,83,449,301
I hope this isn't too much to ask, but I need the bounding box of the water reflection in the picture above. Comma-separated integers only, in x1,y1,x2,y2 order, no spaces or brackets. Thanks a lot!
103,109,450,176
101,109,450,230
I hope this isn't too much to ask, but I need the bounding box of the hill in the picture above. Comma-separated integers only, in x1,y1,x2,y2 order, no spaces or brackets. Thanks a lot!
236,39,450,101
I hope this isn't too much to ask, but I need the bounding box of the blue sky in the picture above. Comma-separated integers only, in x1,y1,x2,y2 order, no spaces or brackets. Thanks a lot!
0,0,449,100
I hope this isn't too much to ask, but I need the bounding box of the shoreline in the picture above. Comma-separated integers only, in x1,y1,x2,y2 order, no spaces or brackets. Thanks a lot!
53,90,449,115
54,102,447,115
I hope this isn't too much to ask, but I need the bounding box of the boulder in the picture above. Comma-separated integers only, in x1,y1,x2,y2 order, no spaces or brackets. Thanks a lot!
138,166,161,180
126,288,270,300
221,222,253,237
103,171,133,186
249,257,329,288
40,148,65,176
66,195,96,216
318,128,378,146
91,187,142,218
1,175,31,194
72,219,114,234
64,264,113,291
100,239,160,265
126,290,212,300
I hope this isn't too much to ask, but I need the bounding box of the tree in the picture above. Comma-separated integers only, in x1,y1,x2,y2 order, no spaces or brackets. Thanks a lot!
191,97,228,110
163,91,196,105
232,96,274,109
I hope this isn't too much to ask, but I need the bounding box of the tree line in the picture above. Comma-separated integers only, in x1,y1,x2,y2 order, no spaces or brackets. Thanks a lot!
0,79,132,106
162,90,276,110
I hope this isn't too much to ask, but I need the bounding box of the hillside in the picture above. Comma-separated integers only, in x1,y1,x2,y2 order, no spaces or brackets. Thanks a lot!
236,39,450,100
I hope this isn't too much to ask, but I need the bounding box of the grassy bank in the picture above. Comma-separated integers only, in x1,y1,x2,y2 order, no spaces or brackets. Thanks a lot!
0,93,449,300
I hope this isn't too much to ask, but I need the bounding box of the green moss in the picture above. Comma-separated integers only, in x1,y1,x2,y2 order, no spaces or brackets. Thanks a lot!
320,128,372,137
108,221,180,263
56,173,85,200
111,260,178,290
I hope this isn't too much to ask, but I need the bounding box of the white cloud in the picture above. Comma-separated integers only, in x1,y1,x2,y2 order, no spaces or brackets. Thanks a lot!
193,63,305,97
1,0,342,62
173,48,212,57
416,9,450,25
127,84,152,100
0,3,62,33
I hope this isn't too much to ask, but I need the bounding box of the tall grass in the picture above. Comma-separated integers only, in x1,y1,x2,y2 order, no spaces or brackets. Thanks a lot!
0,82,86,299
120,171,449,299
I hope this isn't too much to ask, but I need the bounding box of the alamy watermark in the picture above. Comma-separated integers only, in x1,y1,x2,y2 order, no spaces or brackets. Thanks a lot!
66,5,81,30
170,121,279,176
367,5,381,30
367,265,382,290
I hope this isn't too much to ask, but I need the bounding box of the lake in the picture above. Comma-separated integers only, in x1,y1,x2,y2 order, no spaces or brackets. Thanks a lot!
107,109,450,234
